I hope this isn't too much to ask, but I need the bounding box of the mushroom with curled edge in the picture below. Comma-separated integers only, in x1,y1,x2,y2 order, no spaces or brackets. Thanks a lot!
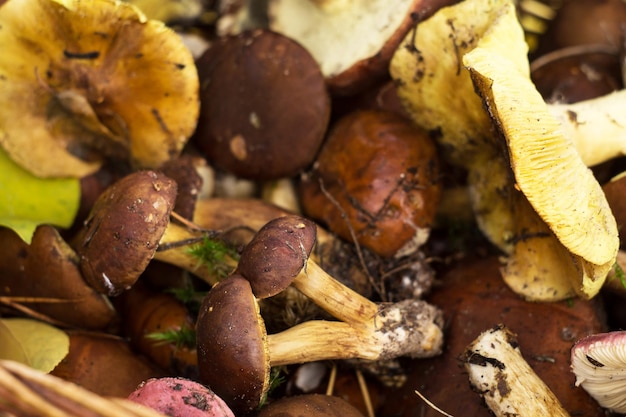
266,0,458,96
0,0,199,179
570,331,626,414
390,0,619,301
196,273,443,415
72,170,227,295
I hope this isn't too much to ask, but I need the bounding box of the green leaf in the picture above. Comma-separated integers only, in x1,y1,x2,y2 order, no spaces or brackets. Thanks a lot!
0,147,80,243
0,318,70,372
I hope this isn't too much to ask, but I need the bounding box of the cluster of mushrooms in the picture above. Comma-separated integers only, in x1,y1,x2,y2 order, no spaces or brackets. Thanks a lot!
2,0,626,415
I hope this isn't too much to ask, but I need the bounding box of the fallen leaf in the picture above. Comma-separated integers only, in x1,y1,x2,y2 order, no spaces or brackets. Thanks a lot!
0,318,69,372
0,147,80,243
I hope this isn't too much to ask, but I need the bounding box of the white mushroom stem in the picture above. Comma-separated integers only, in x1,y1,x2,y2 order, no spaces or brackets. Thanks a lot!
463,325,570,417
571,331,626,413
268,298,444,366
548,89,626,167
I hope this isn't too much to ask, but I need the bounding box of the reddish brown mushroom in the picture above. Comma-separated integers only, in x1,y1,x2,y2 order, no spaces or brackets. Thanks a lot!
300,109,441,258
194,29,330,181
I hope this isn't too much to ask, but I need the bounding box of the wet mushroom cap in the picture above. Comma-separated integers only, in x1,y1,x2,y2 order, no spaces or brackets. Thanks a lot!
72,170,177,295
571,330,626,413
194,29,330,181
196,274,270,415
300,109,441,258
235,215,317,298
257,393,365,417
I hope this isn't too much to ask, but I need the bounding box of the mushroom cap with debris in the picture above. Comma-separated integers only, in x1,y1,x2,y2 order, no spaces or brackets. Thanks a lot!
0,0,199,178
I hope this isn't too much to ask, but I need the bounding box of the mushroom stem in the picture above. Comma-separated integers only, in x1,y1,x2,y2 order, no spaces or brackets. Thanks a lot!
268,298,443,366
463,325,570,417
155,221,233,285
293,260,378,325
548,89,626,167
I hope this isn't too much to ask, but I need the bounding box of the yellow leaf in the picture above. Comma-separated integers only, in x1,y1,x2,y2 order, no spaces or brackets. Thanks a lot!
0,318,69,372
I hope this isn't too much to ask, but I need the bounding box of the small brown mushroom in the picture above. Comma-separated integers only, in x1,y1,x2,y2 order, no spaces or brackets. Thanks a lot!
0,224,116,330
257,394,365,417
194,29,330,181
196,272,443,415
72,170,221,295
299,109,441,258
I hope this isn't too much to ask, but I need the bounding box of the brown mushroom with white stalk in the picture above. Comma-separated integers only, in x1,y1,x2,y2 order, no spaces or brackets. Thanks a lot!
571,330,626,413
390,0,619,301
0,0,199,178
72,170,226,295
196,215,444,415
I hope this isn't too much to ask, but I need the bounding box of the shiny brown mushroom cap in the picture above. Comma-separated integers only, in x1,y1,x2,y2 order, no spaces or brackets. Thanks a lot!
194,29,330,181
72,170,177,295
257,394,365,417
196,273,270,415
235,215,317,298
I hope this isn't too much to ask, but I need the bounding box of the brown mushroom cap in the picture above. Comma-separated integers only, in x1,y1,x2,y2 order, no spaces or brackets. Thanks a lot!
257,394,365,417
235,215,317,298
0,224,116,330
300,109,441,258
72,170,177,295
196,273,270,415
193,29,331,180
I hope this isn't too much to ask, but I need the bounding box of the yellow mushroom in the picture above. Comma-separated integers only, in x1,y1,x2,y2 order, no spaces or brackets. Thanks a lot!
0,0,199,178
390,0,619,300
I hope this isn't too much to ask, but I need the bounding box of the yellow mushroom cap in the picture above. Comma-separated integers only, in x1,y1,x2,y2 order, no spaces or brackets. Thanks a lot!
0,0,199,178
463,43,619,297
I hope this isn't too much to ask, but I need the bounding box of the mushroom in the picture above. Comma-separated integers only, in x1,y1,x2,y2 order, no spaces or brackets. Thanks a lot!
463,325,570,417
72,170,223,295
266,0,458,95
257,393,365,417
299,109,441,258
389,0,619,300
194,29,330,181
570,330,626,413
0,0,199,178
128,377,236,417
196,272,443,414
0,224,116,330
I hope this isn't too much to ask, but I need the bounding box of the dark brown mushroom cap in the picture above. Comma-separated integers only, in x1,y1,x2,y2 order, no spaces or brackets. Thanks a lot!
193,29,331,180
257,394,365,417
299,109,441,258
196,273,270,415
0,225,116,330
72,170,177,295
235,215,317,299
